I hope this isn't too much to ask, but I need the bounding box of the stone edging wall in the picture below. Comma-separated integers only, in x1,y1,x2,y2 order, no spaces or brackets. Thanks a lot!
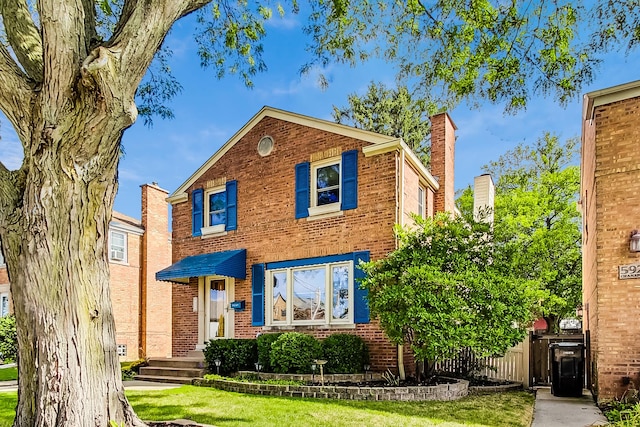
194,378,469,402
469,382,522,394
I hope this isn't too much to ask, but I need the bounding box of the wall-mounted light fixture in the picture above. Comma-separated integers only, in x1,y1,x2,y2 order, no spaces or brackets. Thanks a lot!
630,230,640,252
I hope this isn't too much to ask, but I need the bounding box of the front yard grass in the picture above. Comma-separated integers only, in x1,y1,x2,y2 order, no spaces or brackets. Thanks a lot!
0,367,16,382
0,386,534,426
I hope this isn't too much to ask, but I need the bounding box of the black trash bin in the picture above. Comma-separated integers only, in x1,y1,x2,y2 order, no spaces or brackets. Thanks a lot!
549,342,584,397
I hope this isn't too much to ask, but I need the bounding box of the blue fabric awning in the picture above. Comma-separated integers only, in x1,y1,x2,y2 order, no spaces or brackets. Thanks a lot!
156,249,246,283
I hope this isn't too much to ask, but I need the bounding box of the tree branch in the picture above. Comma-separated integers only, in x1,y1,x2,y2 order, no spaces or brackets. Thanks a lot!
0,0,44,82
0,44,34,143
39,0,91,114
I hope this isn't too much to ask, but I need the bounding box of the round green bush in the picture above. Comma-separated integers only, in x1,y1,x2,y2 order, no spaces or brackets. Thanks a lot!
0,315,17,362
322,333,370,374
269,332,322,374
256,332,282,372
204,338,257,376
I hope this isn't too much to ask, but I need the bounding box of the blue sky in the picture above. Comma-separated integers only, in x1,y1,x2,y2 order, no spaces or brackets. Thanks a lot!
1,10,639,220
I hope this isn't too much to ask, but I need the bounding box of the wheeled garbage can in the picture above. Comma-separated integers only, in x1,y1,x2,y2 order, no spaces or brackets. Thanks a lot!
549,342,584,397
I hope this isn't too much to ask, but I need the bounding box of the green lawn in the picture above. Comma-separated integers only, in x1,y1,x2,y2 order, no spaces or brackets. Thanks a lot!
0,367,16,382
0,386,534,426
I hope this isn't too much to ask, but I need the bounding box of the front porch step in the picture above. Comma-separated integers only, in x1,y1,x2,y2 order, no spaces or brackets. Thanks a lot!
134,374,198,385
135,357,208,384
187,350,205,359
146,357,206,370
139,366,205,378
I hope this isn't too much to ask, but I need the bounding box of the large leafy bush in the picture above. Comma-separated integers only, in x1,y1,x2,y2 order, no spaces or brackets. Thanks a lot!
256,333,282,372
322,333,369,374
0,315,17,362
269,332,321,374
204,339,257,376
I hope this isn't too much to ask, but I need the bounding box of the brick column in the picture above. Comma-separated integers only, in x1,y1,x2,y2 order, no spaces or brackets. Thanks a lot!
430,112,457,213
140,183,172,358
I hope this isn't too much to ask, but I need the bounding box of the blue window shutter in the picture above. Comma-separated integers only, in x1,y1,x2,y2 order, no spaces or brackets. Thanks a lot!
192,188,204,237
341,150,358,210
226,180,238,231
252,264,265,326
295,162,310,219
353,251,370,324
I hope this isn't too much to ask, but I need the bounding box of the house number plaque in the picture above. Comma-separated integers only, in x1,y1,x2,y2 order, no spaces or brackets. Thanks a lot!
619,263,640,279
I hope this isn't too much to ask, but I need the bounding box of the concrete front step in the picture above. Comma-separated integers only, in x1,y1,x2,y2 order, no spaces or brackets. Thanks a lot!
134,374,198,385
146,357,206,370
139,366,205,378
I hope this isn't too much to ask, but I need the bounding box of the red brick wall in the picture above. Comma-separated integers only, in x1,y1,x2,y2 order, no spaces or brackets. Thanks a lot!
0,266,7,285
109,233,142,361
430,113,456,213
583,94,640,400
141,184,172,358
170,116,400,370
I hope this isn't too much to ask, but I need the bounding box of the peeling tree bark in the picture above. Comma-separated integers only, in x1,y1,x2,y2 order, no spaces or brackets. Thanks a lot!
0,0,214,425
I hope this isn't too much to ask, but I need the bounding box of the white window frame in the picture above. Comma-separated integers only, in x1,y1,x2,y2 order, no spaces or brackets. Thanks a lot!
109,230,127,263
0,293,8,317
202,185,227,236
308,157,342,217
418,186,425,218
265,261,354,327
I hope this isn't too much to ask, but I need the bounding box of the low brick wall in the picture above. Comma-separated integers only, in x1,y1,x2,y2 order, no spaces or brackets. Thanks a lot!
194,378,469,401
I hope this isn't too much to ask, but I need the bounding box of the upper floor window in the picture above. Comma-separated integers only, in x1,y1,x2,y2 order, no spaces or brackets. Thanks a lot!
295,150,358,219
192,181,238,237
418,186,425,218
313,160,341,207
109,230,127,263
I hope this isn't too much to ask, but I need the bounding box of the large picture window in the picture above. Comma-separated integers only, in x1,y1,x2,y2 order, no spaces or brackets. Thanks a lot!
266,261,353,326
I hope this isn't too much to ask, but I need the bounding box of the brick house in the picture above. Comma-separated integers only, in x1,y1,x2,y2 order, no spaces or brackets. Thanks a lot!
581,80,640,401
159,106,457,371
0,183,172,361
0,250,9,317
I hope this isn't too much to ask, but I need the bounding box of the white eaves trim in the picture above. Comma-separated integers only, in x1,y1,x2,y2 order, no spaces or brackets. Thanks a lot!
166,106,398,205
362,138,439,191
583,80,640,121
110,220,144,236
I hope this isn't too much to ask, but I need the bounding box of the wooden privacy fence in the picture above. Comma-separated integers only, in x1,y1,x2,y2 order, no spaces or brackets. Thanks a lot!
434,341,528,385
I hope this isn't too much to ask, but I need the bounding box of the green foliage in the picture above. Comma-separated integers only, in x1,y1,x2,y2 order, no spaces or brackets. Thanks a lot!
120,359,148,381
321,334,369,374
304,1,640,112
256,332,282,372
360,212,542,367
0,316,16,363
332,82,437,166
269,333,322,374
457,133,581,330
204,339,257,376
203,373,306,386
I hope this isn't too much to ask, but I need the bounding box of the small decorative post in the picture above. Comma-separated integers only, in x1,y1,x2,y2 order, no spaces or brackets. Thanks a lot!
214,358,221,376
314,359,328,386
311,363,317,384
255,362,263,380
364,364,371,382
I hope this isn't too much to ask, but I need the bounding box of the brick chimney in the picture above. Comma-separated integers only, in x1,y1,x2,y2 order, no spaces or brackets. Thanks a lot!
140,183,172,358
430,112,457,213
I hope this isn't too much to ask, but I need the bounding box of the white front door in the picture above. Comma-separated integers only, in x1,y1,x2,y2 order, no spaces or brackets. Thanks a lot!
199,276,234,344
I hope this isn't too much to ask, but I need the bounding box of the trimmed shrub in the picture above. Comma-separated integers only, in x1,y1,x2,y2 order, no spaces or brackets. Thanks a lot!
322,333,370,374
121,358,148,380
270,332,322,374
204,339,257,376
256,332,282,372
0,315,17,362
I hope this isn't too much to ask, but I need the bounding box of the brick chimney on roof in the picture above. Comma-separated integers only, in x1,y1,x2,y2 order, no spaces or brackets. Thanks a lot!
430,112,457,213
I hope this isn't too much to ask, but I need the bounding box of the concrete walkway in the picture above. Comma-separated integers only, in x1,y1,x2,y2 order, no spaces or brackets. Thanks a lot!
0,380,181,393
532,387,608,427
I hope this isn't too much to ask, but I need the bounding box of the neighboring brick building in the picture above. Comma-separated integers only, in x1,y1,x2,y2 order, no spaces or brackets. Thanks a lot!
581,80,640,401
0,249,9,317
159,107,457,372
0,183,172,361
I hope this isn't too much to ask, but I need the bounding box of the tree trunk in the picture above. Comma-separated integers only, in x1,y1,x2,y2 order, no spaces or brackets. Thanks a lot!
2,106,145,426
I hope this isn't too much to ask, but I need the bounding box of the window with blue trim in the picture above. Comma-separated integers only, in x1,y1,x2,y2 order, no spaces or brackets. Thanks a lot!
266,261,353,326
193,180,237,237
